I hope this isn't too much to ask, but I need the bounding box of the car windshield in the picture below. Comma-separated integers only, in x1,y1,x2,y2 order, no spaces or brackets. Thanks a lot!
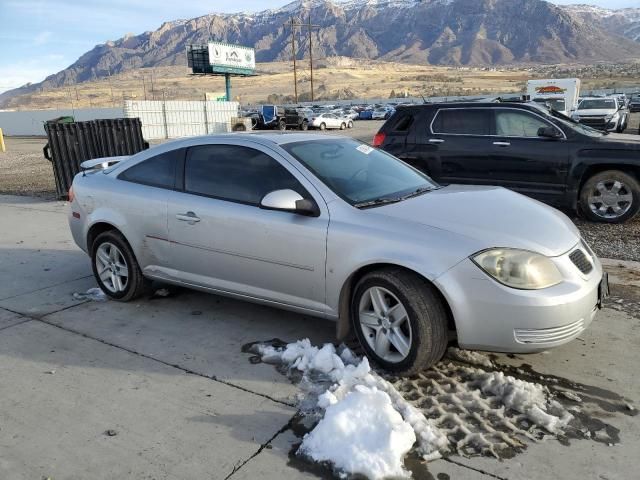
545,108,605,137
578,99,616,110
534,98,566,112
282,139,439,207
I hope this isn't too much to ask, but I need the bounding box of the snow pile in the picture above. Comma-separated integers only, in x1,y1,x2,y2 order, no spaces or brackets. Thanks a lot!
299,385,416,479
447,347,494,369
257,340,448,478
72,287,107,302
470,370,573,433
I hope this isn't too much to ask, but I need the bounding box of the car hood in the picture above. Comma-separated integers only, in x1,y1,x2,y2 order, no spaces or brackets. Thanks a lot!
372,185,580,257
576,108,617,116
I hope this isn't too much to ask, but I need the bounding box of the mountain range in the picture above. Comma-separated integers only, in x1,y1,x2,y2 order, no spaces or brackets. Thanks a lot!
2,0,640,107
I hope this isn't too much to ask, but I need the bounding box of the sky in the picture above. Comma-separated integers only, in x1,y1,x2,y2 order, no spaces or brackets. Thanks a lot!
0,0,637,94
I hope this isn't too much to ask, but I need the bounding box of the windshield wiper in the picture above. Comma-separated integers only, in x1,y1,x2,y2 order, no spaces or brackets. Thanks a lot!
354,186,436,209
354,196,405,208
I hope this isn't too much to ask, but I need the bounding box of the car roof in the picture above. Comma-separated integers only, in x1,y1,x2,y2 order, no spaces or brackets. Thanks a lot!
163,132,351,148
395,102,542,111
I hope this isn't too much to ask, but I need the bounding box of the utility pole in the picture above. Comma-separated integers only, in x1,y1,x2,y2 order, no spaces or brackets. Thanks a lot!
307,14,319,102
284,17,299,103
287,15,320,102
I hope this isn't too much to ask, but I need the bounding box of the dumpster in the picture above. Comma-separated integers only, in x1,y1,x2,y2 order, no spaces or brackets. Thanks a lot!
43,118,148,199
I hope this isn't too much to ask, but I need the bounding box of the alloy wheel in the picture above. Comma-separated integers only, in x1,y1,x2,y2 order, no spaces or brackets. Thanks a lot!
588,179,633,220
95,242,129,293
358,286,412,363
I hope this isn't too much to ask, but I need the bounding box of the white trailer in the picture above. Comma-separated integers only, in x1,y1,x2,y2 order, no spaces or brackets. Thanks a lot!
526,78,581,116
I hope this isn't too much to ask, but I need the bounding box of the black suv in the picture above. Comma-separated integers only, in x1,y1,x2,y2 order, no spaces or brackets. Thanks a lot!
374,102,640,223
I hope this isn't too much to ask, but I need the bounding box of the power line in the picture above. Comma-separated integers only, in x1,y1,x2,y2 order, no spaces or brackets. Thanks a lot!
286,15,320,102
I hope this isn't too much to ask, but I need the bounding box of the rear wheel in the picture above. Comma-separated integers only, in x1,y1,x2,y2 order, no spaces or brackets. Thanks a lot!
351,268,448,375
319,123,326,131
340,122,346,130
278,120,287,131
579,170,640,223
300,120,309,131
91,230,150,301
348,121,354,129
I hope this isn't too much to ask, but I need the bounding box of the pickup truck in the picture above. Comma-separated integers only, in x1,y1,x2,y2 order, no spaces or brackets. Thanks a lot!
572,97,628,133
374,101,640,223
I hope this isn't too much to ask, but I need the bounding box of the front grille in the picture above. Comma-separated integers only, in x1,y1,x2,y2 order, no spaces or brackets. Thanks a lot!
569,248,593,274
514,319,585,344
578,117,607,128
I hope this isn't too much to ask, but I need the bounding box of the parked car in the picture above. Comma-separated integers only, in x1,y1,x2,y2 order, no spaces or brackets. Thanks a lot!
359,109,373,120
374,102,640,223
254,105,309,131
69,133,608,374
629,94,640,113
309,113,348,130
572,97,627,133
342,108,360,121
372,107,393,120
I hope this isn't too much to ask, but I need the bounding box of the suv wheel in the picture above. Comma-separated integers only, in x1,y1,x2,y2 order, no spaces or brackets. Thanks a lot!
300,120,309,131
351,268,448,375
91,230,150,301
579,170,640,223
278,120,287,131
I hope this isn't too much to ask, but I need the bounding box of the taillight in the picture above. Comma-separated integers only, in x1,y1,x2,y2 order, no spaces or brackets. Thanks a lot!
68,186,75,203
372,132,386,147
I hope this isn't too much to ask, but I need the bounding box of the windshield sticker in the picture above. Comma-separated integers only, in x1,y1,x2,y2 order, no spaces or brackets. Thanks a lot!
356,144,374,155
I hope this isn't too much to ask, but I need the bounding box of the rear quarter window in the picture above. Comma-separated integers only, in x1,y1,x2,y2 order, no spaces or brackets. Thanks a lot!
390,113,414,132
118,148,183,189
431,109,491,135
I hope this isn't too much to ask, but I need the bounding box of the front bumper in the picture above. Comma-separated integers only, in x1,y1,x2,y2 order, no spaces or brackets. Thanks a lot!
434,244,602,353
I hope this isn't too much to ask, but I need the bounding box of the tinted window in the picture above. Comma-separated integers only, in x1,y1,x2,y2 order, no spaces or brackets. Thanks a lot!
431,109,491,135
495,110,554,137
185,145,304,205
119,149,180,188
391,114,414,132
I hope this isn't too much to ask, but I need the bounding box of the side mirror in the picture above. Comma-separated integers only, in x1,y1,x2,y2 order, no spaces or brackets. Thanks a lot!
260,189,320,217
537,126,562,139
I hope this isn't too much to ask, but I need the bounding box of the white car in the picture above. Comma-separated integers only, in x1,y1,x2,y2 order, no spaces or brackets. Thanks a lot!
372,108,393,120
310,113,350,130
572,97,627,133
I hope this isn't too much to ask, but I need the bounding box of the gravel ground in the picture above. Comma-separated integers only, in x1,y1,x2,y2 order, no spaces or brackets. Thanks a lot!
1,115,639,261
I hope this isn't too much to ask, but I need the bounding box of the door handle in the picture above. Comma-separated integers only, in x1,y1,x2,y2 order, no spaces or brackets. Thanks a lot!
428,138,444,144
176,211,201,223
493,141,511,147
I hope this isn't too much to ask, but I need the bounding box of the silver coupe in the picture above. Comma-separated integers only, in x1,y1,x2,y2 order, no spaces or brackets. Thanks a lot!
69,133,607,374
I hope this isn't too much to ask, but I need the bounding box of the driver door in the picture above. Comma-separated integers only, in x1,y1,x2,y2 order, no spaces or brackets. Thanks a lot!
166,141,330,314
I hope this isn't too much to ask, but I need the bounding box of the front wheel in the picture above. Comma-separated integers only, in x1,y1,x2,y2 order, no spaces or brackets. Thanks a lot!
300,120,309,131
579,170,640,223
91,230,150,301
347,121,354,129
351,268,448,375
278,120,287,131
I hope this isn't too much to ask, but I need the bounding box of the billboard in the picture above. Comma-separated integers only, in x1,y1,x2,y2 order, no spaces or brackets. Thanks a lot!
208,42,255,75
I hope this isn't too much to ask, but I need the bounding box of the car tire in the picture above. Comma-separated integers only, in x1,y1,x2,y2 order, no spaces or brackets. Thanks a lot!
340,123,346,130
348,121,354,129
278,120,287,131
91,230,150,301
579,170,640,223
319,123,326,131
351,268,448,375
300,120,309,131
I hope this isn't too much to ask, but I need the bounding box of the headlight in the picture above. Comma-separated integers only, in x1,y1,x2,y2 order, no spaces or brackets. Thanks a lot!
472,249,563,290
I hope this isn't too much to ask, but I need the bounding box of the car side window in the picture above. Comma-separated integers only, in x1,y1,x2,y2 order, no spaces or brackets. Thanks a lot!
495,110,556,138
184,145,306,205
118,149,181,189
431,109,491,135
392,114,414,132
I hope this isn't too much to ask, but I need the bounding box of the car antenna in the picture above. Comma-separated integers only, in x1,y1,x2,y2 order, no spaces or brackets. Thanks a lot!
420,94,427,104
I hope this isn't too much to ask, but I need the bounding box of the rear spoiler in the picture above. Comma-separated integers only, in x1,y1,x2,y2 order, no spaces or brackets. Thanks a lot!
80,156,129,172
